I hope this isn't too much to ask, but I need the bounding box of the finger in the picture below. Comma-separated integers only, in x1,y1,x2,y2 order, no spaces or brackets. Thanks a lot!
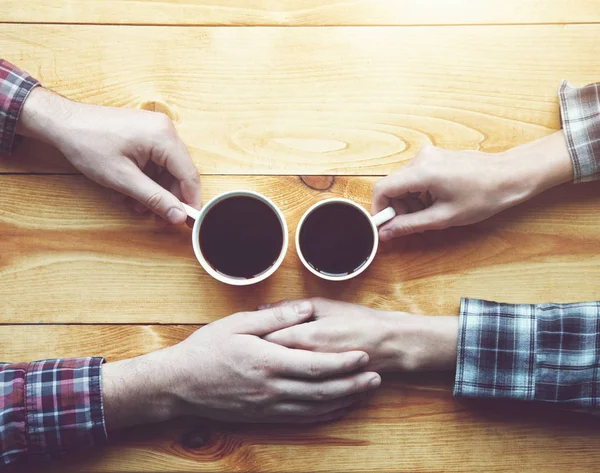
378,205,448,240
225,302,314,336
372,168,427,214
267,392,368,416
260,297,346,316
276,371,381,401
264,321,316,348
164,174,195,229
153,172,177,225
156,138,202,210
257,299,291,310
136,163,163,216
113,165,187,225
271,345,369,379
254,406,354,424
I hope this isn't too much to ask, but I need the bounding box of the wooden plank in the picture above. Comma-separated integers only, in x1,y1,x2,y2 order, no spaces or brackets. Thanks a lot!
3,24,600,174
0,325,197,362
3,174,600,324
2,0,599,26
4,325,600,473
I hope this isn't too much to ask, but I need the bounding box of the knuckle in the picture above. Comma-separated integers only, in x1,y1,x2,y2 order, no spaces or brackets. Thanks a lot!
309,361,323,378
373,179,387,196
418,144,436,158
270,306,287,325
252,352,272,374
314,387,329,401
146,191,164,211
154,113,175,132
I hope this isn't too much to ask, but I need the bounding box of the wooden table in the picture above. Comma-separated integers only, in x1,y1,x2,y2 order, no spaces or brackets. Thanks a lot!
3,1,600,471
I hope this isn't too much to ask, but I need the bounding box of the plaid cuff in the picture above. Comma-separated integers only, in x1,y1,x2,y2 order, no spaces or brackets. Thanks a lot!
0,59,39,155
559,80,600,183
454,298,536,401
455,298,600,409
0,357,107,466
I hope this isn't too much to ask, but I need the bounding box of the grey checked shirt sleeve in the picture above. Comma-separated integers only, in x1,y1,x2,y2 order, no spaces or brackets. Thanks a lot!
454,298,600,409
559,81,600,183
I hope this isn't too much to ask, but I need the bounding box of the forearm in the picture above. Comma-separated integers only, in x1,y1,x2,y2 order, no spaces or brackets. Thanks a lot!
102,349,179,431
386,313,459,372
497,130,573,208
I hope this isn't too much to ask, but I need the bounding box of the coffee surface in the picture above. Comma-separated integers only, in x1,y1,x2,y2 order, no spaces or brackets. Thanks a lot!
299,202,374,277
199,196,283,279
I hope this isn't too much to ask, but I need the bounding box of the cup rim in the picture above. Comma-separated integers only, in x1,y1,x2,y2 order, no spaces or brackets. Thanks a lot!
295,197,379,281
192,190,289,286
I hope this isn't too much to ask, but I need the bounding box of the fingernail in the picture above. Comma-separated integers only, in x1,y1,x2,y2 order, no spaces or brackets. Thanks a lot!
357,354,369,366
166,207,186,224
258,304,270,310
294,301,312,316
368,376,381,389
380,230,391,241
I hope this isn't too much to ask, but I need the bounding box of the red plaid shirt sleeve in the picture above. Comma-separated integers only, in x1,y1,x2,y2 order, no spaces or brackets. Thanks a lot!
0,59,39,155
0,358,107,466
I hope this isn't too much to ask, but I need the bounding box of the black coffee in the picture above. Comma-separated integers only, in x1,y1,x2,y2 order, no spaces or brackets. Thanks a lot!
299,202,374,277
199,196,284,279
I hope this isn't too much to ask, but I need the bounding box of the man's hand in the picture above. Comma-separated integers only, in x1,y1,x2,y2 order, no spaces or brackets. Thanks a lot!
264,298,458,373
17,87,201,224
372,131,573,240
102,301,381,429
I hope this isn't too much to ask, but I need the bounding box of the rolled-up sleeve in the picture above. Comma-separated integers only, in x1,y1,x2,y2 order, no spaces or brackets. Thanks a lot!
0,357,107,467
0,59,39,155
559,80,600,183
454,298,600,410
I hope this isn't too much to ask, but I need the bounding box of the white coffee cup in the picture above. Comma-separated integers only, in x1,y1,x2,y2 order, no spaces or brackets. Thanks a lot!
182,190,288,286
295,198,396,281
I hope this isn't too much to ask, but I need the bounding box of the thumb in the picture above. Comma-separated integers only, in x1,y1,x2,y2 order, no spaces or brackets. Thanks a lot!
379,205,447,239
117,170,187,225
226,301,314,336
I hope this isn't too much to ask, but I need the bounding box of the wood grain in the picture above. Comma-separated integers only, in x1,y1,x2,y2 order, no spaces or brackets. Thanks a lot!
2,0,599,25
4,325,600,473
3,174,600,324
3,24,600,174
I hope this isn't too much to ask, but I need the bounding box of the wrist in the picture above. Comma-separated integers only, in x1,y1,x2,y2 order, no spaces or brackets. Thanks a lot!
16,86,76,147
101,348,180,431
388,313,458,372
496,130,573,207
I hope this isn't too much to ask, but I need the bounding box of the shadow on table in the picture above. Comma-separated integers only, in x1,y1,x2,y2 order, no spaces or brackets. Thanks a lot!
12,371,600,472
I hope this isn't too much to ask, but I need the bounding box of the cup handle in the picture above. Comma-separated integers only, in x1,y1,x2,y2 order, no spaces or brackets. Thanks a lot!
182,203,201,221
371,206,396,227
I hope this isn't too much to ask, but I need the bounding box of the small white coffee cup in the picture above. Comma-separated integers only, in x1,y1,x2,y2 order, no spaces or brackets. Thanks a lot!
182,190,288,286
295,198,396,281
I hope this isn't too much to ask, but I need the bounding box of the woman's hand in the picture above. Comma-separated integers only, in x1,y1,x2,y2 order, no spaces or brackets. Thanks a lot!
264,298,459,373
372,131,573,240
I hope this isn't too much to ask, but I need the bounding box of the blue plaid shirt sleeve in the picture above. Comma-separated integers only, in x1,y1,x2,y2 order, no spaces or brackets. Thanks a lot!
559,80,600,183
455,298,600,409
